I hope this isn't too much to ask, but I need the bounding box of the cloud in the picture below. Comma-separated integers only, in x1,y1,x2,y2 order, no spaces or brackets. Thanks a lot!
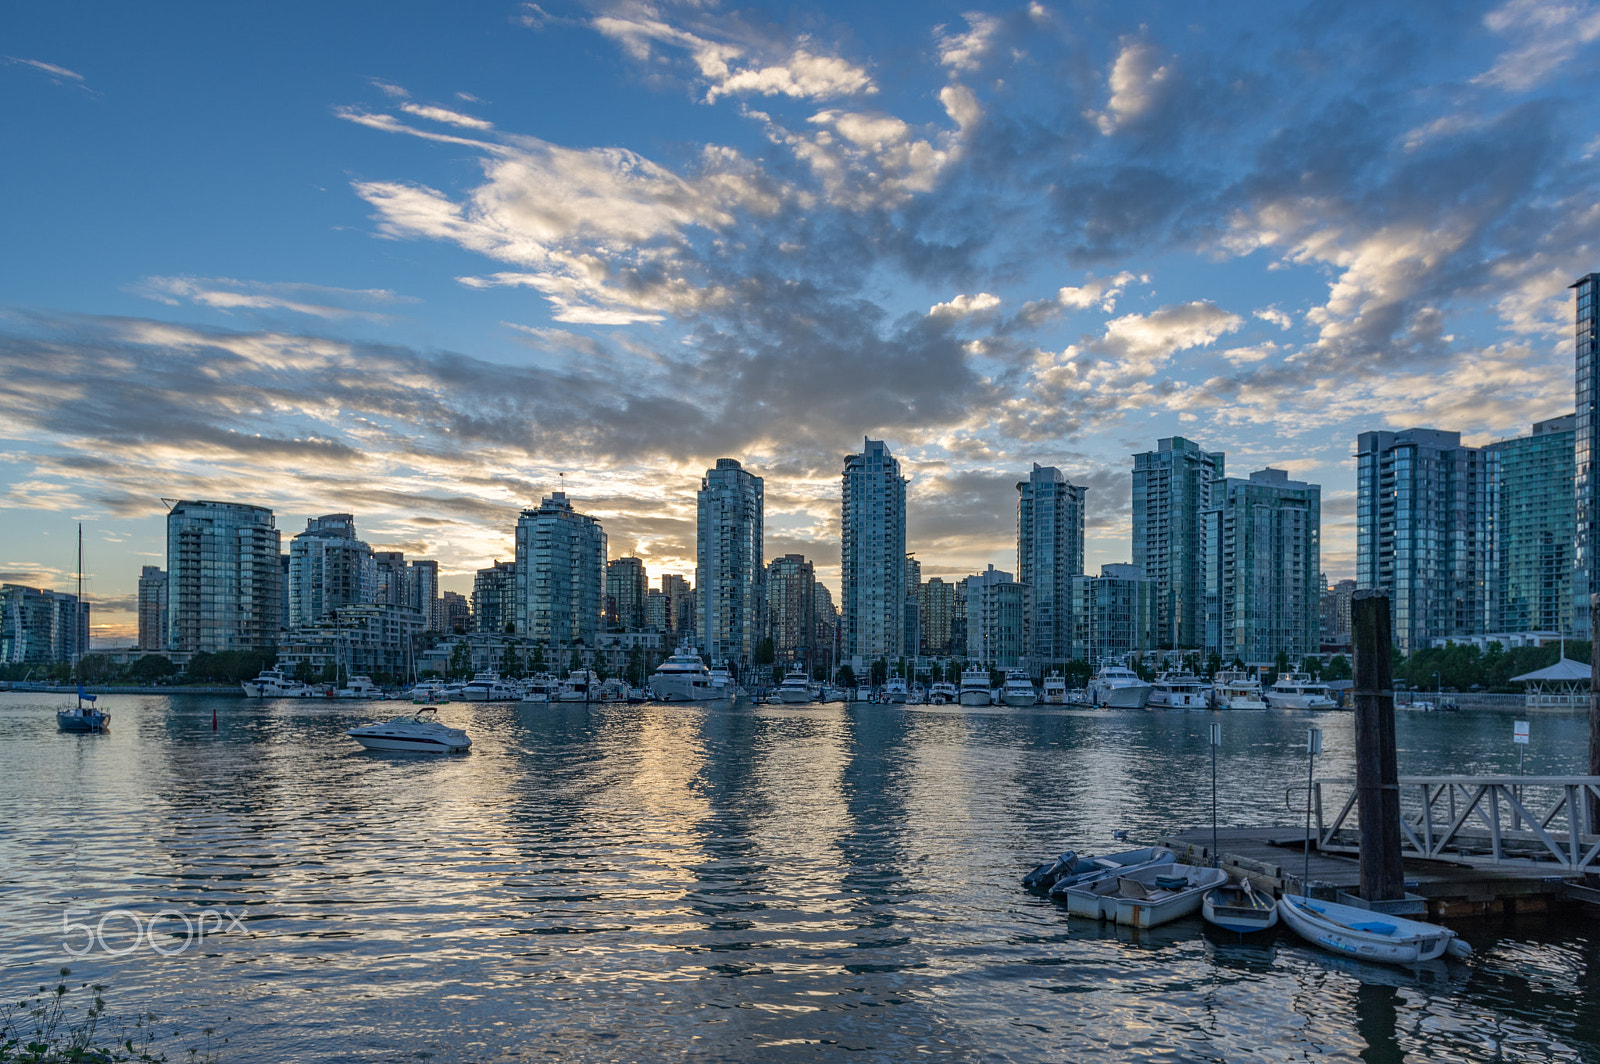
1474,0,1600,91
1253,308,1293,330
1089,40,1172,135
134,277,413,321
4,55,85,83
929,292,1001,318
937,14,1002,73
400,102,492,129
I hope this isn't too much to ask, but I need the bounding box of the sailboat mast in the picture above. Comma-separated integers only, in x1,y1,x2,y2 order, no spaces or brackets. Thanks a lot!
76,523,83,699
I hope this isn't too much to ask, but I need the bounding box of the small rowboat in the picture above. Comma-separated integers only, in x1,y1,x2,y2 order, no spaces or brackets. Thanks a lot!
1279,894,1471,966
1062,862,1229,926
1202,879,1278,934
1022,846,1175,895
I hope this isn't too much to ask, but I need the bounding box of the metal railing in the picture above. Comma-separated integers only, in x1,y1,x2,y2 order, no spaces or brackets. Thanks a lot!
1314,776,1600,872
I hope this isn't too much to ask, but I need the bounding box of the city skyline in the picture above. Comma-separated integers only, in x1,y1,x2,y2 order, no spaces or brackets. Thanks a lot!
4,2,1597,641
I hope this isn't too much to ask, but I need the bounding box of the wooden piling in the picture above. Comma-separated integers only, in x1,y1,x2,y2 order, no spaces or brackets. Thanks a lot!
1353,590,1405,902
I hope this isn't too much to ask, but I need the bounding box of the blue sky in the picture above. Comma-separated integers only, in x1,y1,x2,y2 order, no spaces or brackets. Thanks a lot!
3,0,1598,641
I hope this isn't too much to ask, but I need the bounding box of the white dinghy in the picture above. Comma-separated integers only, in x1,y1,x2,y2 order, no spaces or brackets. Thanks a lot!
1062,862,1228,926
1278,894,1470,965
1202,879,1278,934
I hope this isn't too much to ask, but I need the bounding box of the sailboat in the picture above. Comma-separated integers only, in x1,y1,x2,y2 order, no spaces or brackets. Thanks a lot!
57,524,109,733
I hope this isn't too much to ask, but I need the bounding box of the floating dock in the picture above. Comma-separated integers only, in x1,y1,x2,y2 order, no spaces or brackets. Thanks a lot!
1157,825,1600,919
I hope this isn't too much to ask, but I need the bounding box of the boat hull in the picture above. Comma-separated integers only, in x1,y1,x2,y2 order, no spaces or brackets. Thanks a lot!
774,689,814,703
1266,694,1338,710
1202,886,1279,933
1001,692,1038,706
958,691,992,706
1278,895,1457,965
57,710,109,733
1089,684,1152,709
348,733,470,753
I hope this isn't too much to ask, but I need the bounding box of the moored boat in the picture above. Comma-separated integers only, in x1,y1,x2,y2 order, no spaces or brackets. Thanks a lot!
1265,672,1338,710
1028,846,1176,895
1210,669,1268,710
242,666,313,698
1041,672,1068,704
854,683,874,702
1085,663,1152,708
1062,862,1228,926
1278,894,1468,965
558,669,601,702
1147,671,1209,709
1202,880,1278,934
958,665,993,706
774,665,815,704
649,647,726,702
928,680,957,705
883,677,910,703
1000,670,1038,706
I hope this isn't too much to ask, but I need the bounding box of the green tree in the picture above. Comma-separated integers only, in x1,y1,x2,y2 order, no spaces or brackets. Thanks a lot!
499,643,523,679
1322,654,1352,682
447,640,472,680
625,645,645,686
870,657,888,686
1064,658,1092,686
530,642,547,674
1300,655,1322,680
128,653,178,683
836,664,856,688
754,637,775,666
1268,648,1290,685
75,654,120,684
569,647,584,673
1203,652,1221,679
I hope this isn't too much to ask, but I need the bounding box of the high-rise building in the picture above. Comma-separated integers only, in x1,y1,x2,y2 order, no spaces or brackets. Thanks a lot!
0,585,89,664
373,551,410,607
288,514,376,628
1321,579,1356,649
473,560,518,634
1017,463,1086,665
952,575,969,657
964,565,1029,667
841,438,907,662
917,577,956,655
697,459,764,665
767,554,816,665
606,557,648,629
278,553,290,634
441,590,470,633
407,559,440,632
1486,415,1577,634
1069,564,1155,661
1573,272,1600,637
660,574,692,635
813,582,839,677
1356,428,1490,651
1204,468,1321,663
137,566,167,650
166,500,281,653
1133,438,1223,650
515,491,607,646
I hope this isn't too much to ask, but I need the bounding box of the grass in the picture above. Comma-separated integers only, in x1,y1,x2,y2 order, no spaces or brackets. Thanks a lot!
0,970,225,1063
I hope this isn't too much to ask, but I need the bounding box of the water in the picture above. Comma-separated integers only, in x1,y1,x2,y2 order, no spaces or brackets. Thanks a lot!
1,693,1596,1062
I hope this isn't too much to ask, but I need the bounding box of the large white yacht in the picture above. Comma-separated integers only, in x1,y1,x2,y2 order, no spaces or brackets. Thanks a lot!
558,669,601,702
1000,670,1038,707
242,667,313,698
1210,669,1268,710
959,665,993,707
346,707,471,753
773,665,815,704
1147,671,1209,709
928,680,958,705
883,677,910,703
333,675,382,699
708,662,744,699
1041,672,1068,704
460,671,519,701
1085,663,1153,708
649,648,725,702
519,673,558,704
1265,672,1337,710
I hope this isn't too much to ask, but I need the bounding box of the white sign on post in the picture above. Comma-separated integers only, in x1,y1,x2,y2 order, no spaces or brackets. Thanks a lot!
1513,720,1530,745
1209,722,1222,747
1307,727,1322,755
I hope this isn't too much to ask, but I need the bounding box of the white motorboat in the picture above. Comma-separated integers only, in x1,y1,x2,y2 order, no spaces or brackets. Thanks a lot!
1064,862,1228,926
346,707,471,753
1210,669,1268,710
773,665,815,704
649,648,726,702
1278,894,1469,965
928,681,957,705
854,684,874,702
242,667,313,698
460,671,519,702
519,674,558,703
883,677,910,703
1026,846,1176,895
708,662,745,699
1265,672,1338,710
1148,671,1209,709
410,681,451,703
958,665,993,707
820,685,849,703
1202,880,1278,934
558,669,601,702
594,676,632,702
333,674,382,699
1085,663,1152,708
1041,672,1068,704
1000,670,1038,707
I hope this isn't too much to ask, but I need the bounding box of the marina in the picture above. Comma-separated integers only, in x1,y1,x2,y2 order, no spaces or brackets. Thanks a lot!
3,690,1597,1061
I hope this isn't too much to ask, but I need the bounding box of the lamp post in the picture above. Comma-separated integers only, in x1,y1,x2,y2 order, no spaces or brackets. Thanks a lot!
1433,670,1440,713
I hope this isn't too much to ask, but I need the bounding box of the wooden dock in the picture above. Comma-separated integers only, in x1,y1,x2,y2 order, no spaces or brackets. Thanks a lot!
1156,825,1599,920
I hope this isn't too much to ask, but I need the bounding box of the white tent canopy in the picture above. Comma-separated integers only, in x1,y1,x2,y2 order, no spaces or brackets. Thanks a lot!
1509,657,1590,684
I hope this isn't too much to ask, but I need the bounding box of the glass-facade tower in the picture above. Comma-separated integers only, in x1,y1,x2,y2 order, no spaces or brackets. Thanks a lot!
841,439,907,662
1204,468,1321,662
166,500,282,653
1573,273,1600,637
514,492,607,647
697,459,764,666
1486,415,1576,634
1132,437,1223,650
1016,463,1086,665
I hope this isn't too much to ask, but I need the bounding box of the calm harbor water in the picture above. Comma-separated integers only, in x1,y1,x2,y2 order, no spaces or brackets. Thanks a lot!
1,692,1597,1062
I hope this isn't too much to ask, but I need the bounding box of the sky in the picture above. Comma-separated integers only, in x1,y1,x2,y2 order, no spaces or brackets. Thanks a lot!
2,0,1598,644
